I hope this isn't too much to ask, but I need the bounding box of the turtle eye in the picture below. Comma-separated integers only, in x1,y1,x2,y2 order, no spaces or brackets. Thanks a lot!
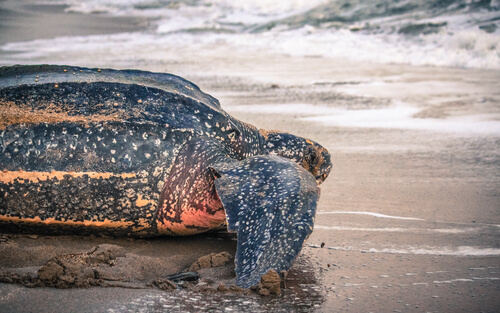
303,145,319,167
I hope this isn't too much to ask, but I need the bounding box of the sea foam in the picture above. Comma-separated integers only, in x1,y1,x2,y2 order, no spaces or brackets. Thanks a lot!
1,0,499,70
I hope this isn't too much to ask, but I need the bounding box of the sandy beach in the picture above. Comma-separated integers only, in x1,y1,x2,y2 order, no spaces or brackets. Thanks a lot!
1,0,499,312
206,60,500,312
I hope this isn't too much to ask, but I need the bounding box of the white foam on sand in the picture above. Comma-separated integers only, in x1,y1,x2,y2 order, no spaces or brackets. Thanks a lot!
320,245,500,256
313,225,481,234
229,103,500,135
302,107,500,135
228,103,336,116
433,278,475,284
388,246,500,256
316,211,424,220
433,277,500,284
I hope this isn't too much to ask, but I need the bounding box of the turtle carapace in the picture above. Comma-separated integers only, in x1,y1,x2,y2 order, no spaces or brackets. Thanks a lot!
0,65,332,288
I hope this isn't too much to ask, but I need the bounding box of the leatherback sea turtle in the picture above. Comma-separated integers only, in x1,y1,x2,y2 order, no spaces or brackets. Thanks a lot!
0,65,331,288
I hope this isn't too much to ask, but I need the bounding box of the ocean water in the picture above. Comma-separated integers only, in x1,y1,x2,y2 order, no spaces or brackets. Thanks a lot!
1,0,499,69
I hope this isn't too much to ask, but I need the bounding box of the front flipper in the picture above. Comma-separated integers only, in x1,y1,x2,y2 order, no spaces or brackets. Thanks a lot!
211,155,319,288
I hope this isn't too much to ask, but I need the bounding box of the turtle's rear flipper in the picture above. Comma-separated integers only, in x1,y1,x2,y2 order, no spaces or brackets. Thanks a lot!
210,155,319,288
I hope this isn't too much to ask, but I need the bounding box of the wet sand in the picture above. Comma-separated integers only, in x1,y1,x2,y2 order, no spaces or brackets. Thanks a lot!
211,58,500,312
205,60,500,312
1,2,500,312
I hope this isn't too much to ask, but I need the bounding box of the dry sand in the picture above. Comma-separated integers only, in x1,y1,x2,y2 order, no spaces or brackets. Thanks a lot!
0,1,499,312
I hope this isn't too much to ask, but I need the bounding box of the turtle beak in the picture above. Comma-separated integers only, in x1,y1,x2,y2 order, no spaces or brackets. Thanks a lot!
315,173,327,185
315,148,332,185
316,173,327,182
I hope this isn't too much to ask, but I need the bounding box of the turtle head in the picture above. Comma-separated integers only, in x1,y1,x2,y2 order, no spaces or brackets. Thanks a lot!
302,143,332,184
260,130,332,184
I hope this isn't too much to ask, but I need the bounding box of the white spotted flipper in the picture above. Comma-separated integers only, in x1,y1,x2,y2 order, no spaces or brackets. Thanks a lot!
211,155,319,288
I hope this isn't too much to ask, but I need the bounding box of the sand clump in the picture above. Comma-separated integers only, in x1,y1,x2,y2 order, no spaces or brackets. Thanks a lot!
189,251,233,271
0,240,284,297
255,270,281,296
37,244,126,288
150,277,177,291
0,244,127,288
189,252,282,296
0,245,253,293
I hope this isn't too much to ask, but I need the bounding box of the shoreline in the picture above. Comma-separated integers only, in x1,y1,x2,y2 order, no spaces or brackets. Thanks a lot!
0,0,151,46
